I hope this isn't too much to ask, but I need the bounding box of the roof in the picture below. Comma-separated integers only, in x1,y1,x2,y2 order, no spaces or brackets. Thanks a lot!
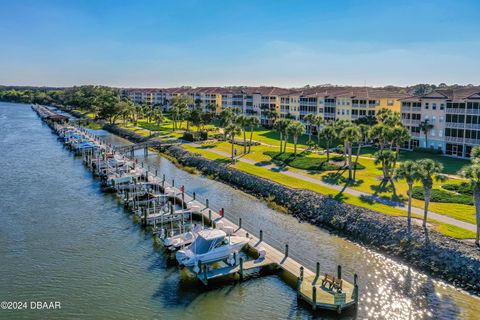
400,86,480,102
198,229,226,240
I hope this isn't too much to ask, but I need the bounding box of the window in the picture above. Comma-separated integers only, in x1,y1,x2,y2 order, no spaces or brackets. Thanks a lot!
439,116,444,123
440,103,445,110
432,103,437,110
439,130,443,137
431,130,436,137
425,103,429,109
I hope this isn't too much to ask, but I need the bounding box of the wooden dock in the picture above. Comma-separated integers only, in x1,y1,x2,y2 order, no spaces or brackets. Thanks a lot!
32,104,359,313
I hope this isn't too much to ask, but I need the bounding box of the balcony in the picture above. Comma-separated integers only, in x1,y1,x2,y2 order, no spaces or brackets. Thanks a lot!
445,136,464,143
465,138,480,145
411,132,420,137
324,112,336,118
446,108,466,114
466,109,480,115
402,119,421,126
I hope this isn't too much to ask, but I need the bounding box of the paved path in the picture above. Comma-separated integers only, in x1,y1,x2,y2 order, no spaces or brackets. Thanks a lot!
188,142,477,232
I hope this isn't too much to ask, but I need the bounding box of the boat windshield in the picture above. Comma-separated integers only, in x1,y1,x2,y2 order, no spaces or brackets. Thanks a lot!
190,236,217,254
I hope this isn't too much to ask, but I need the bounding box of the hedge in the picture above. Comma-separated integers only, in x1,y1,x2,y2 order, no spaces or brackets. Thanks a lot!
441,182,473,196
411,186,473,205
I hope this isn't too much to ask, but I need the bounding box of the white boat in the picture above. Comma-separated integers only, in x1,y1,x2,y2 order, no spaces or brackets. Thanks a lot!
176,229,249,268
163,224,203,251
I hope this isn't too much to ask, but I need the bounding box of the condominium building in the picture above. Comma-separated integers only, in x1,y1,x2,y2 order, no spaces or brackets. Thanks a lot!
400,87,480,158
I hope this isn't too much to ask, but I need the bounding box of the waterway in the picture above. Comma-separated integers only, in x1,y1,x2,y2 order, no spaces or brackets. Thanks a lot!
1,102,479,319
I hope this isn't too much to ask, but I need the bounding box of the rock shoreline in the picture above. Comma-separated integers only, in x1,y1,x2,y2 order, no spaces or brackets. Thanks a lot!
56,107,480,294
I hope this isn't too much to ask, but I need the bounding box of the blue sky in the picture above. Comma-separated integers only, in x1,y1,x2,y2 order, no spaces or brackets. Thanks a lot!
1,0,479,87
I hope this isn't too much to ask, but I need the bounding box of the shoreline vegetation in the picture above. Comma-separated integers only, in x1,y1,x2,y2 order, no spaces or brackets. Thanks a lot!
43,103,480,295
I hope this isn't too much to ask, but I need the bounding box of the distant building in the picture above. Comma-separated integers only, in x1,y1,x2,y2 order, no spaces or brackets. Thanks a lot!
400,86,480,158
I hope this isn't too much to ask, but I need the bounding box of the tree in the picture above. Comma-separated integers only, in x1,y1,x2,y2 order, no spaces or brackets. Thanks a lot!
287,121,305,158
388,126,411,168
339,125,362,181
418,119,434,148
374,150,396,181
273,118,290,153
369,123,390,151
461,146,480,245
188,107,203,131
318,125,336,161
152,108,164,128
225,123,242,161
417,159,446,228
236,115,250,154
170,95,192,130
219,108,236,139
247,116,260,153
395,161,421,236
353,124,370,180
303,114,316,143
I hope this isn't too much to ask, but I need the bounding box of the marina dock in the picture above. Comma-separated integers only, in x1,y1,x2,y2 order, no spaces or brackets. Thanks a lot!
32,104,359,314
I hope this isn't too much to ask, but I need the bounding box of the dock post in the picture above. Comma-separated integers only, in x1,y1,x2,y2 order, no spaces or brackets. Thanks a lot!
193,192,196,200
353,273,359,304
208,210,212,227
239,217,242,229
300,266,304,281
143,208,147,227
296,277,301,297
259,230,263,242
144,147,148,156
337,265,342,280
239,257,244,281
155,169,158,176
284,244,289,258
162,174,165,188
314,262,320,284
172,179,174,187
141,161,144,168
312,286,317,310
206,199,209,208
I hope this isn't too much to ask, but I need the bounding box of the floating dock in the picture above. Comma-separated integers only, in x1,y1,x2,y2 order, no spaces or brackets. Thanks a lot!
32,104,359,313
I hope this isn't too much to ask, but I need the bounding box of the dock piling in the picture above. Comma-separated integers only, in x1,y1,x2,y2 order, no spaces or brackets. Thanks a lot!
337,265,342,280
300,266,304,281
239,217,242,229
312,286,317,310
284,244,289,258
259,230,263,242
193,192,196,200
239,257,244,281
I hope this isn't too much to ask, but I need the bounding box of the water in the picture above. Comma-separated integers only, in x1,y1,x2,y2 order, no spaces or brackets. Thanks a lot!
1,102,479,319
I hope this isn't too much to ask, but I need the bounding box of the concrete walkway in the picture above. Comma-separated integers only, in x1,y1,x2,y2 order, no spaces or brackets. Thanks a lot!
188,142,477,232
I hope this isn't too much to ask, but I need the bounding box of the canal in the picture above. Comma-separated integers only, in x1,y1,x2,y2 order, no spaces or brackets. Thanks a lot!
1,102,479,319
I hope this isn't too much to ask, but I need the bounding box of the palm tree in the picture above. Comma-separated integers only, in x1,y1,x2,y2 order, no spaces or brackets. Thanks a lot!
318,125,336,162
303,114,316,143
225,123,242,162
417,159,446,228
369,123,390,151
287,121,305,158
339,125,362,181
353,124,370,180
235,115,250,154
152,108,164,129
171,94,192,130
395,161,421,236
273,119,289,153
461,146,480,245
247,116,260,153
418,119,434,149
389,126,411,168
374,150,396,181
282,118,293,153
219,108,236,139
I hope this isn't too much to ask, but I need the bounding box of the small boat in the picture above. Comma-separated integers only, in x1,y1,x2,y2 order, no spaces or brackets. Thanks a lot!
176,229,249,267
163,224,203,251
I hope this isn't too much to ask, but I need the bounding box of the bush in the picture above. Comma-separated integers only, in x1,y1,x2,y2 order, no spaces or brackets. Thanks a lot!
411,186,473,205
264,151,365,171
413,147,443,155
442,182,473,196
182,131,208,142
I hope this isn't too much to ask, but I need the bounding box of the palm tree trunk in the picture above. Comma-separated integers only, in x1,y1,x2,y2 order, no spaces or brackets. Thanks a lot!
326,141,330,161
474,185,480,246
243,130,247,154
407,183,413,235
353,143,362,180
248,128,254,153
294,137,298,158
279,132,283,153
423,188,431,227
425,132,428,148
284,135,288,153
393,145,400,169
348,143,353,181
231,136,235,161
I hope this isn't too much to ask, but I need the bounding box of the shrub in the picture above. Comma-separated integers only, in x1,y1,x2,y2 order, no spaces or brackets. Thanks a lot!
263,151,364,171
182,131,208,142
411,186,473,205
442,182,473,196
413,147,443,155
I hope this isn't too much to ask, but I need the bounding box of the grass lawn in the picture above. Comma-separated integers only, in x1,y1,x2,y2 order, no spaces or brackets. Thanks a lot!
183,144,474,239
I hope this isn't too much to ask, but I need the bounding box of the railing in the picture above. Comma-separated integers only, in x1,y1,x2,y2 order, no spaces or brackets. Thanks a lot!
445,136,464,143
466,109,480,115
402,119,421,125
446,108,466,114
